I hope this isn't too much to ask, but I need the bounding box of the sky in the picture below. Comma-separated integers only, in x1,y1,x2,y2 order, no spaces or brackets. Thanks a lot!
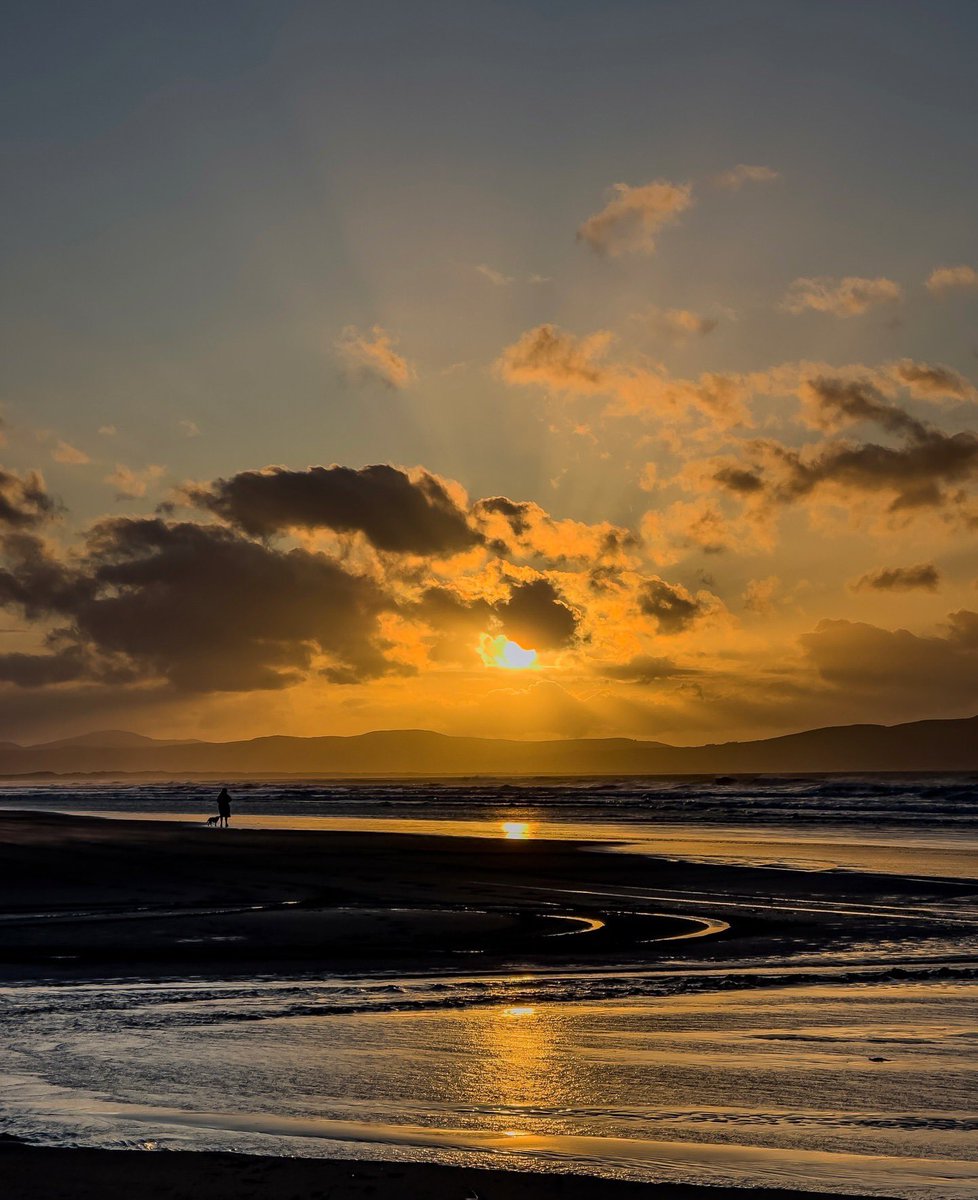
2,0,978,745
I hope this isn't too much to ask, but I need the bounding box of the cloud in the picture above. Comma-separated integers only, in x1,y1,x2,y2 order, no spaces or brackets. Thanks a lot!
800,376,929,440
105,464,165,499
708,374,978,518
51,441,90,465
178,419,201,438
717,429,978,514
98,425,117,437
599,654,695,684
191,464,481,555
713,164,780,190
0,517,396,692
0,469,57,529
475,262,516,285
494,579,578,650
496,324,613,392
801,613,978,706
577,180,693,256
474,264,550,287
0,648,92,687
0,531,93,621
742,576,781,614
782,276,902,317
852,563,940,592
642,307,719,340
473,495,636,565
926,265,978,295
890,360,974,400
475,263,515,286
641,497,771,564
496,324,750,427
336,325,416,389
638,577,707,634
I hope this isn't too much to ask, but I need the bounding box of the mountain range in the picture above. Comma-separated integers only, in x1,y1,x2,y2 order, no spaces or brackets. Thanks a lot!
1,714,977,777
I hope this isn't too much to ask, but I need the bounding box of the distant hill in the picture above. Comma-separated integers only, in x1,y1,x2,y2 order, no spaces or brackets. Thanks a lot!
29,730,201,751
0,714,977,777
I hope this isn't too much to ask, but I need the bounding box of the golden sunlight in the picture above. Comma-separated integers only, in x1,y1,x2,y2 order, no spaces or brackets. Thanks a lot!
478,633,538,670
501,821,532,839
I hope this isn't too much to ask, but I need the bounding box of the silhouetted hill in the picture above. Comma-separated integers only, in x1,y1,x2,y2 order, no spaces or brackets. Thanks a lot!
29,730,200,751
1,714,977,777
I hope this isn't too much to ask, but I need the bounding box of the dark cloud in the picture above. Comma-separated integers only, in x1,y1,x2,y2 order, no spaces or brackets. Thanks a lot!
0,650,89,687
409,578,580,658
804,376,929,440
0,533,94,620
0,469,57,529
708,376,978,518
712,466,765,495
0,518,397,692
600,655,696,684
801,615,978,706
893,360,973,399
852,563,940,592
638,578,705,634
495,579,578,649
714,427,978,514
781,432,978,511
191,464,480,555
409,585,494,664
475,496,533,538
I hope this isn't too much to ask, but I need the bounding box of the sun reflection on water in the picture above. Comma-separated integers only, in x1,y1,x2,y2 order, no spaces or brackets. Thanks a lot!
501,821,532,839
457,1000,558,1119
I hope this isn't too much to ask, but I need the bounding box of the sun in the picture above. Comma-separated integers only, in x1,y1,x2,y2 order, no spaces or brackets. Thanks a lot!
478,633,538,670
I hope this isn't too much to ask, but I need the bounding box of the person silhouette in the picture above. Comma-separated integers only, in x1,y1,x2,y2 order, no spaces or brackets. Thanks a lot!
216,787,232,828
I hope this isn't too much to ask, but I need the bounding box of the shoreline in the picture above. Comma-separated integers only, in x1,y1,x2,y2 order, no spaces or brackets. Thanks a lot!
0,809,971,982
0,1140,900,1200
1,812,973,1199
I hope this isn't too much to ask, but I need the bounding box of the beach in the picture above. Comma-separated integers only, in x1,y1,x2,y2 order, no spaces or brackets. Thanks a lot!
1,805,976,1198
0,1138,904,1200
0,807,972,980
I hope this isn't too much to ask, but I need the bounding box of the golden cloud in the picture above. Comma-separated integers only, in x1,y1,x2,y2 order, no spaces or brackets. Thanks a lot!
577,180,692,256
781,276,902,317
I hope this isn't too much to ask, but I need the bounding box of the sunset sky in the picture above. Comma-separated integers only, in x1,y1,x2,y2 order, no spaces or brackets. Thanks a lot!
3,1,978,744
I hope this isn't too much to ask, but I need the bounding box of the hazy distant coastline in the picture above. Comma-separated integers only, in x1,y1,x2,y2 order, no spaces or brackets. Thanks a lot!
2,713,978,778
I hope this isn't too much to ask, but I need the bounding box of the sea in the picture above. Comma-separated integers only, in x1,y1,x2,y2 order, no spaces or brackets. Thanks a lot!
1,775,977,1198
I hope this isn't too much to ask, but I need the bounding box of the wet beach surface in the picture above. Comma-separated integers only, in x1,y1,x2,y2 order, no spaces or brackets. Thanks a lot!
0,808,976,1197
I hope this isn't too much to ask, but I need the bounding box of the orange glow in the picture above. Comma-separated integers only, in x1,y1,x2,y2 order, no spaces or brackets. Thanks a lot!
501,821,532,840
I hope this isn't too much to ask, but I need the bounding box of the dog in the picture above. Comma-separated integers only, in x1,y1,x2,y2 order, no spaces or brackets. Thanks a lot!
205,815,221,827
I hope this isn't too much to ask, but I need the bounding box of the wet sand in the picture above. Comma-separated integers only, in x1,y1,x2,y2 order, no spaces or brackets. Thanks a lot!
0,1138,898,1200
1,811,972,1200
0,809,972,979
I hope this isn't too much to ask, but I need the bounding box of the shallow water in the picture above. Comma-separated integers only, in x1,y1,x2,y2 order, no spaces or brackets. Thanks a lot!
1,975,976,1197
2,778,978,1196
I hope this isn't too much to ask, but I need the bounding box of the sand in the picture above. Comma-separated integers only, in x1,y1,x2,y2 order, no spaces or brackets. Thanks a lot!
0,811,963,1199
0,809,969,980
0,1139,898,1200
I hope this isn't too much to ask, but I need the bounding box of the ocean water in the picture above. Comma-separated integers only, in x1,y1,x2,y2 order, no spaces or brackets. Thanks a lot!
1,777,978,1197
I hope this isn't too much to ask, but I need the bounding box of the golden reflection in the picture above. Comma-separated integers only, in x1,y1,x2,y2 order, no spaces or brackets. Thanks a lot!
501,821,532,840
458,1001,559,1113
